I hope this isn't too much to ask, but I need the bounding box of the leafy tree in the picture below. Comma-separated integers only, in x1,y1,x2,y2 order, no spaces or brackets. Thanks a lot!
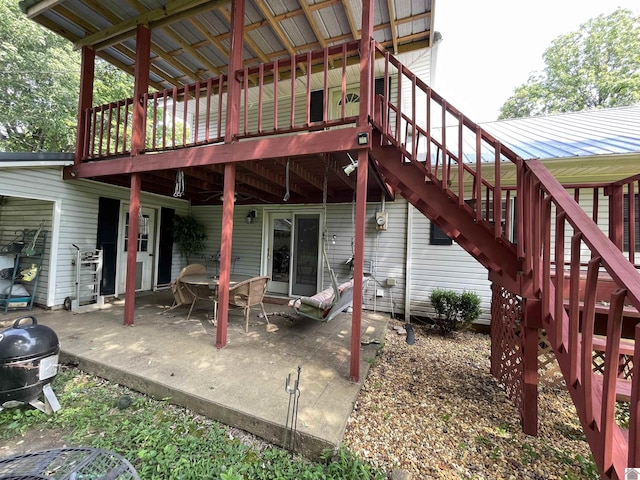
499,8,640,119
0,0,133,152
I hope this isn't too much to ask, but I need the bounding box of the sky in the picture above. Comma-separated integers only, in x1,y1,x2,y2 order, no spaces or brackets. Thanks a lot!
433,0,640,123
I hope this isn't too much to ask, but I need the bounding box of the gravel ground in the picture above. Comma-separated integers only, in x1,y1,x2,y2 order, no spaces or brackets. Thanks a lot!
342,319,598,480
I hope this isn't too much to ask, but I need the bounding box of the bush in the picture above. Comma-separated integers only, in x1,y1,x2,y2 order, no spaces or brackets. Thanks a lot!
430,289,481,335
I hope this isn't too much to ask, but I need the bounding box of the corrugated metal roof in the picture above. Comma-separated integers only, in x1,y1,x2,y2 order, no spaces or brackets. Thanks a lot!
481,105,640,160
19,0,434,91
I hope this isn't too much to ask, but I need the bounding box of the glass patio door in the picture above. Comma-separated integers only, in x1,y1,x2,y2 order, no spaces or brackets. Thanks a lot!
265,212,320,296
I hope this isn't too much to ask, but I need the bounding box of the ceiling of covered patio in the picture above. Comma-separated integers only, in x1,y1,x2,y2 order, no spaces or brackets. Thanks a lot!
20,0,434,91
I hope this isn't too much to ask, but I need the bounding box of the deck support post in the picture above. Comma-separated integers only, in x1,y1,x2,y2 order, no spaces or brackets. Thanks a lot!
131,24,150,156
74,46,94,165
349,0,374,383
124,173,141,326
217,0,243,348
216,163,236,348
521,297,541,435
225,0,244,143
123,24,150,326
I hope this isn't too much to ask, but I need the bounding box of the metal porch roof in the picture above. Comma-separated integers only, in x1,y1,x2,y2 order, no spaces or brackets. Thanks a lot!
18,0,434,92
482,104,640,161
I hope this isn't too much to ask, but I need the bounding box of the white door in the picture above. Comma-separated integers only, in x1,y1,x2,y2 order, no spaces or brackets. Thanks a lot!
117,206,156,293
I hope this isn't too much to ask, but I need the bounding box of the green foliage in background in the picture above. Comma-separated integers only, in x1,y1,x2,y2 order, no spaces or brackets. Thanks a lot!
499,8,640,119
0,0,133,152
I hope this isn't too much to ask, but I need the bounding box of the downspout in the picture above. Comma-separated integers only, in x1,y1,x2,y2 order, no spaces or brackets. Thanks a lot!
404,201,413,321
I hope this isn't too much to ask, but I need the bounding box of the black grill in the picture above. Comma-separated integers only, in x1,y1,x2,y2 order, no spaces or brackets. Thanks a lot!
0,315,59,409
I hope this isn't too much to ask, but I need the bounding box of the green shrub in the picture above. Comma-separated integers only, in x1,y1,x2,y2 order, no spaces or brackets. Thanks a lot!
430,288,481,335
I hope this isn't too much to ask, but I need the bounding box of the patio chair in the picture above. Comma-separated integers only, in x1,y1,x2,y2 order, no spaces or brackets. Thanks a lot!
166,264,213,321
214,275,273,332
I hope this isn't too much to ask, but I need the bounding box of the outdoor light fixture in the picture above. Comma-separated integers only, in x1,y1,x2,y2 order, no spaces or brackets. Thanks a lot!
246,210,256,224
343,153,358,176
357,132,369,145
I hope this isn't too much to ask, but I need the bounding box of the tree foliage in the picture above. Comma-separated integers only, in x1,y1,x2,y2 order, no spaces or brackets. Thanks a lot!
0,0,133,152
499,8,640,119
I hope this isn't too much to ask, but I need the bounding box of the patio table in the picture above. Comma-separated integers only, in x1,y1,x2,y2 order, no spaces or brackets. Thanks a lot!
179,274,242,322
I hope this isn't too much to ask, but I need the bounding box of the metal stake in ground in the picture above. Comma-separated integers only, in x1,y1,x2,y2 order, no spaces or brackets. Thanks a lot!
283,365,301,451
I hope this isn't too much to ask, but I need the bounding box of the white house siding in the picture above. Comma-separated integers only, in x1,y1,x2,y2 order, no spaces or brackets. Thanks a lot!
0,166,190,309
407,204,493,324
191,198,409,315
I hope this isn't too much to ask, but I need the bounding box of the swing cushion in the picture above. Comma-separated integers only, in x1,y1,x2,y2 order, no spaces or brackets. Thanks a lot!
289,279,355,317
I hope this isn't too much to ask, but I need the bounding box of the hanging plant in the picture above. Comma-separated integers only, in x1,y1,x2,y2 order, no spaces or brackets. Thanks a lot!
173,214,207,264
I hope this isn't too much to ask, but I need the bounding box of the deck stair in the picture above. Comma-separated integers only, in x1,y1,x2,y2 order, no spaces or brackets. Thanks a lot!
367,42,640,479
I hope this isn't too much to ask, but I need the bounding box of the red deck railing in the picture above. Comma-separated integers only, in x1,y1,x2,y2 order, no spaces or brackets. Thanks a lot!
80,42,362,161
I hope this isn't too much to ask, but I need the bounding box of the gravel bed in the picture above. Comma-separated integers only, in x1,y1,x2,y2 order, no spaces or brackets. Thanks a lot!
343,319,598,479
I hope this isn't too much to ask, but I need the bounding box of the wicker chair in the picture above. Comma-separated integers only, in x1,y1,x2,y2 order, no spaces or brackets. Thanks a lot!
167,264,213,320
214,276,272,332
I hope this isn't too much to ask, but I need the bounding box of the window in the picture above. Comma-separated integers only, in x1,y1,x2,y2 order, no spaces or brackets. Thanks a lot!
430,222,452,245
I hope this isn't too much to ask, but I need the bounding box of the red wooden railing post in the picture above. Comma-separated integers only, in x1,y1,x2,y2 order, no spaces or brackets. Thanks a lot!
74,46,94,164
224,0,244,143
607,184,624,251
131,24,150,156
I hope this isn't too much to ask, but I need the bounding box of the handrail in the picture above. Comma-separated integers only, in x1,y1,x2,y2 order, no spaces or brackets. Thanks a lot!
526,158,640,477
371,41,525,246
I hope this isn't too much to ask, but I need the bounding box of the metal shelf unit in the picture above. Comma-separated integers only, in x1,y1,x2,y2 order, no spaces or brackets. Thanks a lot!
0,230,47,314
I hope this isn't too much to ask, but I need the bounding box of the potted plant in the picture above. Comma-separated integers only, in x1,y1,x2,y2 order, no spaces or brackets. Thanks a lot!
173,214,206,264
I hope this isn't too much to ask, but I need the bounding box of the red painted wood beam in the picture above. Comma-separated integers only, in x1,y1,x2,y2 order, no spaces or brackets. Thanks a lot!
74,46,94,165
131,24,151,156
224,0,244,142
216,163,236,349
67,126,371,178
521,298,540,435
607,184,624,251
124,173,141,326
349,0,374,383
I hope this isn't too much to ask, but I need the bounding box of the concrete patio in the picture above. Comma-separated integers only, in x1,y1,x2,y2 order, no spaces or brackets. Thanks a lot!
0,290,389,458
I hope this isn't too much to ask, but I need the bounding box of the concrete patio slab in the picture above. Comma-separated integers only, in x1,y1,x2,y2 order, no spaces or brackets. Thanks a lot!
0,291,389,458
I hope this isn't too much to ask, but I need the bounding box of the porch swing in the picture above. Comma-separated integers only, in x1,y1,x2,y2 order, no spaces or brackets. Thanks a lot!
288,170,365,322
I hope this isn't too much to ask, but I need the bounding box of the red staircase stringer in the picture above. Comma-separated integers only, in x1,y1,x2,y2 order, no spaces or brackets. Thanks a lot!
370,139,522,295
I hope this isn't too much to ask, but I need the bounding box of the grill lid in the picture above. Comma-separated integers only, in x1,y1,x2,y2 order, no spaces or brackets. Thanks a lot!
0,315,59,362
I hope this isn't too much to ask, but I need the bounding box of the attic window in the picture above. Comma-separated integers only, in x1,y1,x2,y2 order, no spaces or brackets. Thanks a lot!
339,93,360,105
